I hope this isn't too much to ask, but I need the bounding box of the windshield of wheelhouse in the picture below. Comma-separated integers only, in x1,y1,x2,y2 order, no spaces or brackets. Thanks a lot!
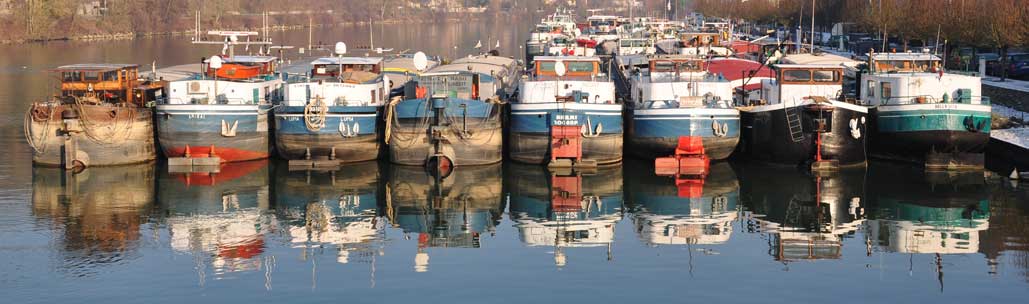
874,59,939,73
535,61,598,80
420,74,480,100
312,64,380,83
648,60,706,82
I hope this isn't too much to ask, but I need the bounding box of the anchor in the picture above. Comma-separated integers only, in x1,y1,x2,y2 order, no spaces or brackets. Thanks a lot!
338,120,360,137
712,120,728,137
221,119,238,137
580,116,603,138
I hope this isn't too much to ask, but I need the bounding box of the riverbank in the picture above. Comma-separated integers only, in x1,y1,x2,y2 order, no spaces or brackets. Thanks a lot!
0,12,494,45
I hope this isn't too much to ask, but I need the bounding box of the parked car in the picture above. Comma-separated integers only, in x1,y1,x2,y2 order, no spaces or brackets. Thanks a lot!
1007,53,1029,79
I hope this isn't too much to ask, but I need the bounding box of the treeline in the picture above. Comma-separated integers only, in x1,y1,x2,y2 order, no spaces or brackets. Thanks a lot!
1,0,484,43
691,0,1029,50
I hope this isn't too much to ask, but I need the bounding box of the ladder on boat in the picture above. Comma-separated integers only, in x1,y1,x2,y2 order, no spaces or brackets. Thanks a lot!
784,100,804,142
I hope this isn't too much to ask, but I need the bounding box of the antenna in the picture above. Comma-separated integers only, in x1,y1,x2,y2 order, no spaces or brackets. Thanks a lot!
335,42,347,55
413,52,428,72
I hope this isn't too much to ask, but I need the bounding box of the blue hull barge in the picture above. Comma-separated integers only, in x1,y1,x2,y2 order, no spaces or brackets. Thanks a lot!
387,54,520,172
511,56,622,168
276,54,389,168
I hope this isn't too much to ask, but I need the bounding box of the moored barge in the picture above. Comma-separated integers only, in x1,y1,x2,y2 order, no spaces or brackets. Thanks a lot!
25,64,164,168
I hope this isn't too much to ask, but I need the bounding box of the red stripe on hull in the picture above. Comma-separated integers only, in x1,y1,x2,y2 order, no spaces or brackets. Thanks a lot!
174,159,268,186
165,146,268,162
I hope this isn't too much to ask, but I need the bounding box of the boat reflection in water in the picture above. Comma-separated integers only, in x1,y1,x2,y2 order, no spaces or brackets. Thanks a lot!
506,164,624,267
626,161,740,246
866,166,990,255
384,164,504,272
740,165,866,262
160,160,276,278
275,161,385,265
31,164,156,275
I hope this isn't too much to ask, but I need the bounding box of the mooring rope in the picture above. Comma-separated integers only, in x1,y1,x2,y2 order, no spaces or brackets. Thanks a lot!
23,103,57,154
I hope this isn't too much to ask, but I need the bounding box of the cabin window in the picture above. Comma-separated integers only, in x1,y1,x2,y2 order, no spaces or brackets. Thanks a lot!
881,82,892,100
538,61,596,74
103,71,119,81
813,70,839,82
782,70,811,82
62,72,82,82
866,81,876,97
83,71,100,81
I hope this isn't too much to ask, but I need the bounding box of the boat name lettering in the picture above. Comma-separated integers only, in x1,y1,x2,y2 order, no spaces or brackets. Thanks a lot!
553,114,579,126
187,114,206,119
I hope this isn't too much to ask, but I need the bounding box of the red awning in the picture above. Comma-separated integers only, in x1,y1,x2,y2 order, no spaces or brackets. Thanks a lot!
707,58,774,82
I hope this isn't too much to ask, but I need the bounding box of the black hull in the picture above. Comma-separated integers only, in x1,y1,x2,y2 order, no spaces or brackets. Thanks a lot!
738,104,867,167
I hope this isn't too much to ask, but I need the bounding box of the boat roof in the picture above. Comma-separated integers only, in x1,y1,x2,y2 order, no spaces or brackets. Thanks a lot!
383,56,437,74
533,56,602,62
222,55,278,63
782,53,860,66
871,52,941,61
55,63,138,71
773,64,845,70
648,54,707,61
311,57,384,65
707,57,774,81
428,55,517,77
587,15,619,20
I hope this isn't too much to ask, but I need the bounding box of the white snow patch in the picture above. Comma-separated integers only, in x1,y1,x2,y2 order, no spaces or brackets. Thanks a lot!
983,77,1029,93
991,127,1029,149
992,103,1028,121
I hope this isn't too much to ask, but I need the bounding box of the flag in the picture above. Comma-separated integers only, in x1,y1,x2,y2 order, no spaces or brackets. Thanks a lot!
475,40,482,49
495,40,500,48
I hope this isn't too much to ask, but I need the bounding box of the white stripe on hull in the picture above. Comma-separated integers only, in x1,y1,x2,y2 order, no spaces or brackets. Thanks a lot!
875,103,991,113
511,102,622,111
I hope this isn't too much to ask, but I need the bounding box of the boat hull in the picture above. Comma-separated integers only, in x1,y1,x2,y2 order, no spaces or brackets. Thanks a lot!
388,98,503,166
273,105,381,162
869,104,990,163
738,101,868,167
26,103,156,167
626,107,740,160
508,102,624,164
155,104,271,162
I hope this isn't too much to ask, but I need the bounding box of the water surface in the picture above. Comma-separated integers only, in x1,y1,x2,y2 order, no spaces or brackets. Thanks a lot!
1,16,1028,304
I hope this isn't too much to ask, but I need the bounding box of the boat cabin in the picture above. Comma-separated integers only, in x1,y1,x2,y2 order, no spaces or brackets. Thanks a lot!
645,56,710,81
407,71,488,101
54,64,165,106
860,52,982,105
618,38,655,56
868,52,942,74
205,55,278,80
756,64,844,105
532,56,604,81
309,57,384,84
680,32,725,48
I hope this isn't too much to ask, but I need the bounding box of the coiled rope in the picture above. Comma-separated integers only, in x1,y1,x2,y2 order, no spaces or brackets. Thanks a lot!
23,102,57,154
304,96,328,131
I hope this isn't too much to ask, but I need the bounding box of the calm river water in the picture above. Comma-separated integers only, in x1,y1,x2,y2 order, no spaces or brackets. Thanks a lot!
1,16,1028,304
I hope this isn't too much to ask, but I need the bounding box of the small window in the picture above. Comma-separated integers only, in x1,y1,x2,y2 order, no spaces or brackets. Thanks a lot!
782,70,811,82
63,72,82,82
103,71,119,81
881,82,892,100
866,81,876,97
813,70,838,82
83,71,100,81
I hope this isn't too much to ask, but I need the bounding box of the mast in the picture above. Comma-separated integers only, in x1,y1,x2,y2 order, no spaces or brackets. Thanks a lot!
810,0,816,53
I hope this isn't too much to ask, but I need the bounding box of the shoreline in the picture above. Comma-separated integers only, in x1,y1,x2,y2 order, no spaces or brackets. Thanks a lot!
0,14,493,45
